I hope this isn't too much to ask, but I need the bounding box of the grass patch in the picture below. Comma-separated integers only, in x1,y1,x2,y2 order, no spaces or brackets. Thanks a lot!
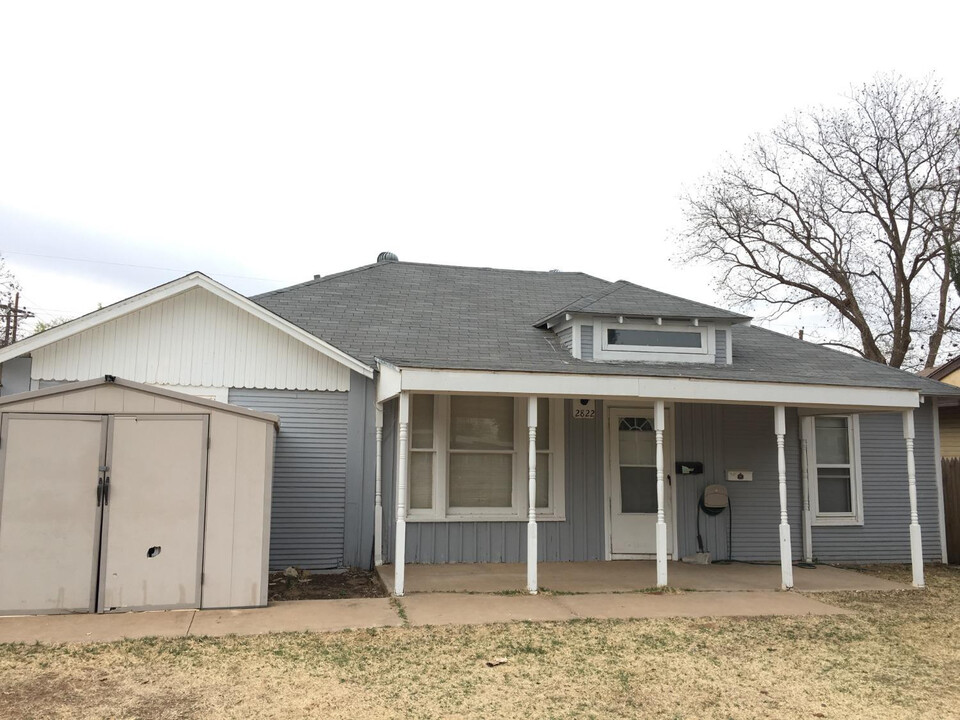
1,564,957,719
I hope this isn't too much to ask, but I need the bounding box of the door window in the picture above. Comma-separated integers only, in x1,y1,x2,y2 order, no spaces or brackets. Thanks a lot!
618,417,657,514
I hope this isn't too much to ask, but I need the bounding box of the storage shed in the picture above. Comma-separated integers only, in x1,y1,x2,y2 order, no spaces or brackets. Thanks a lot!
0,376,278,615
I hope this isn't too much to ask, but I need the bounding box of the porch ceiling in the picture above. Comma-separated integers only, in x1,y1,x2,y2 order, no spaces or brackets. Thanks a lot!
376,561,908,594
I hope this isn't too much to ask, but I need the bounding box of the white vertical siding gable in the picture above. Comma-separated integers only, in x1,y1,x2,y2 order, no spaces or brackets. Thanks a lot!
30,287,351,391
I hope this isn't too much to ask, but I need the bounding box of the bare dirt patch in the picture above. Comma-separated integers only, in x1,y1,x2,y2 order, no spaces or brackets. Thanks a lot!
267,567,386,601
1,564,957,719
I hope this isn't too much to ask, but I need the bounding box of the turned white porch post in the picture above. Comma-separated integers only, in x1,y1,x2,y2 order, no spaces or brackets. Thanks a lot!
903,410,925,588
526,396,538,594
654,400,668,588
394,392,410,596
775,405,794,589
374,403,384,567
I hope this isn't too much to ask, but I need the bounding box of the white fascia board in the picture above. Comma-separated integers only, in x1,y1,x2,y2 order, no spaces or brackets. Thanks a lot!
0,272,373,379
392,367,920,410
376,360,402,402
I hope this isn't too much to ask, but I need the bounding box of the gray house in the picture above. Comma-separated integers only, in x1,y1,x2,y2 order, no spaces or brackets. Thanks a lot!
0,255,955,598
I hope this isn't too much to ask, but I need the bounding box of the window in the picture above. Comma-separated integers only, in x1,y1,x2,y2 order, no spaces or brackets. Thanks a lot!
594,320,715,362
607,328,702,349
803,415,863,525
406,394,565,521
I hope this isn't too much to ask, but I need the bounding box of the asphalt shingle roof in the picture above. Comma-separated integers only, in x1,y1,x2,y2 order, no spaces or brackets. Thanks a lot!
253,260,960,396
536,280,749,325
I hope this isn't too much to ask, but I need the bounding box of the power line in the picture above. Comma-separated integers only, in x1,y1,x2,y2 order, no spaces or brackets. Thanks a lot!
1,250,288,283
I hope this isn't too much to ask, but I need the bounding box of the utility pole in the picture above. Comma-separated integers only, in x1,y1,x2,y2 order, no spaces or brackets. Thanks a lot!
0,293,33,347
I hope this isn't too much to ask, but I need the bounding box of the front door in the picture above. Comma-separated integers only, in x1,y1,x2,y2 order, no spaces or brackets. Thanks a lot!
609,408,673,556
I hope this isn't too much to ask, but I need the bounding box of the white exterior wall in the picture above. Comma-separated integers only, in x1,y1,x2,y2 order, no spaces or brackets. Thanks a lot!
30,287,350,392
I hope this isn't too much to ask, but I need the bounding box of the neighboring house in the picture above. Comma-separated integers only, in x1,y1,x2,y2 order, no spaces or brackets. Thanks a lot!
0,255,956,598
919,356,960,458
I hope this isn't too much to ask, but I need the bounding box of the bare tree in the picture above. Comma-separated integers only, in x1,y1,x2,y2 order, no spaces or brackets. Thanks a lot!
679,74,960,369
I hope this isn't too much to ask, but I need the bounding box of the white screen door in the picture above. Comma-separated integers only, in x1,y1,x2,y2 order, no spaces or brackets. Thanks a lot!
609,409,673,555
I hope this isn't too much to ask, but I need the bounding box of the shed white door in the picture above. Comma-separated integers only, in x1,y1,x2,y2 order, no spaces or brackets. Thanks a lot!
99,416,207,612
0,415,107,614
609,409,673,556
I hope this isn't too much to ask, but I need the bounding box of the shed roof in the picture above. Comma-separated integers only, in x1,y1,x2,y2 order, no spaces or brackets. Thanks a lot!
0,377,281,427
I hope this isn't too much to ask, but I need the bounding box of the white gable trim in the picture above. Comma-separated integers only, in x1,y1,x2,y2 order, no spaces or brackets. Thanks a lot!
0,272,373,379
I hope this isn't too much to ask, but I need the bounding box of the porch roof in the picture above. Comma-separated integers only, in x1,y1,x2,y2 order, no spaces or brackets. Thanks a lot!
377,363,929,411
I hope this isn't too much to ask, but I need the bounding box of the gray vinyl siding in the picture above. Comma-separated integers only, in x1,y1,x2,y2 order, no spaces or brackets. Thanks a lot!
343,373,377,569
382,399,605,564
811,403,942,562
228,387,349,571
0,357,32,396
713,328,726,365
580,325,593,360
556,327,573,352
382,397,942,566
674,404,802,562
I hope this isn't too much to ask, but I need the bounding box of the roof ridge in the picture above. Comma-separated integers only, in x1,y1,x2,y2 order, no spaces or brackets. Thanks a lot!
253,259,606,301
610,279,750,319
252,261,384,300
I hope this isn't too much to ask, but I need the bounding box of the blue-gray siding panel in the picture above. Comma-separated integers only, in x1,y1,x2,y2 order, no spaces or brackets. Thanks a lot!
714,329,726,365
383,398,942,565
812,403,942,562
674,404,802,562
343,373,378,569
382,399,605,564
580,325,593,360
0,357,32,396
229,388,349,571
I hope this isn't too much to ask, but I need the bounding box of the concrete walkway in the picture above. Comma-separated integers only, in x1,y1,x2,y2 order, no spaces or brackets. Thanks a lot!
0,590,852,645
376,561,908,594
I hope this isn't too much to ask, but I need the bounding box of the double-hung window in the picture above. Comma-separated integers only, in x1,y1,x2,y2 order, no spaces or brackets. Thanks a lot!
803,415,863,525
406,394,564,521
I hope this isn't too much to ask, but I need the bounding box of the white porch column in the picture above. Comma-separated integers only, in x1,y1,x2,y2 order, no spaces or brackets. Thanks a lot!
654,400,667,588
526,396,538,594
775,405,794,589
374,402,384,567
394,392,410,596
903,410,925,588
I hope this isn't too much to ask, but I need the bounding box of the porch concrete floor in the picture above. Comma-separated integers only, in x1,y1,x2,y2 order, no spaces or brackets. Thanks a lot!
375,560,909,594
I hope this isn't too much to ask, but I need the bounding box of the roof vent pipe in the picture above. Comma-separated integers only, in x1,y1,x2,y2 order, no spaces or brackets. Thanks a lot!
377,251,399,263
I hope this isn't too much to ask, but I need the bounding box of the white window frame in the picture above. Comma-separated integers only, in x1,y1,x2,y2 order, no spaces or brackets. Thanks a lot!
593,320,716,363
802,414,864,526
406,394,566,522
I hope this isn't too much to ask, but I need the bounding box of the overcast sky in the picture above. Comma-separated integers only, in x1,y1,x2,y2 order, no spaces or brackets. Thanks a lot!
1,1,958,339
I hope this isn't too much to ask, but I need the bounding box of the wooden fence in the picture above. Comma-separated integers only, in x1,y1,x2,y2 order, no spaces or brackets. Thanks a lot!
941,458,960,564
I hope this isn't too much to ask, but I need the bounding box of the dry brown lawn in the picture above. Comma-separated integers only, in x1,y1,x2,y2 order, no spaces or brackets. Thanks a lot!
1,564,958,719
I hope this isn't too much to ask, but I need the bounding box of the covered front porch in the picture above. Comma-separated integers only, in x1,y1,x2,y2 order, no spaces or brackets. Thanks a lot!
375,560,909,594
375,364,933,596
